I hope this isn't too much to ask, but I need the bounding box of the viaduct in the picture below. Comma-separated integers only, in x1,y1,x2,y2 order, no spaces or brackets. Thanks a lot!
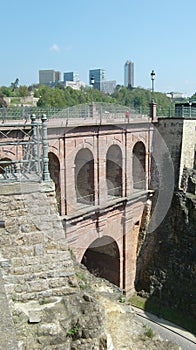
0,103,195,296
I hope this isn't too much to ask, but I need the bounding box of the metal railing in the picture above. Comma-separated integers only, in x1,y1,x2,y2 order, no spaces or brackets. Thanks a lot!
175,105,196,118
0,103,150,123
1,104,196,122
0,115,50,183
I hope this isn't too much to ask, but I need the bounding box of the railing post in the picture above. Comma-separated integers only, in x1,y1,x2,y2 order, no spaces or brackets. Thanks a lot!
41,114,50,181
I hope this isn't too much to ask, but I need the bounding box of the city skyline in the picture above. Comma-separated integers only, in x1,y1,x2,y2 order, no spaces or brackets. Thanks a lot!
0,0,196,96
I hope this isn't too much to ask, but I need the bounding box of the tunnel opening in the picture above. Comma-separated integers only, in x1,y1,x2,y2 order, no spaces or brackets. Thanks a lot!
81,236,120,286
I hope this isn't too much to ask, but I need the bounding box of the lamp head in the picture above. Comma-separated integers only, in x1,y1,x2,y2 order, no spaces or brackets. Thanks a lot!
151,70,155,81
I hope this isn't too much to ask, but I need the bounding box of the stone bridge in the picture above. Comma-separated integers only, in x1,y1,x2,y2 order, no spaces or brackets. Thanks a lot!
0,103,155,295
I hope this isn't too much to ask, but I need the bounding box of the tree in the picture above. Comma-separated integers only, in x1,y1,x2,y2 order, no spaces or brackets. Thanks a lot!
11,78,19,92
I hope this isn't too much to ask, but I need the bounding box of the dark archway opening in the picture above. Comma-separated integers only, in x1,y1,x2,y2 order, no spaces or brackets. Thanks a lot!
48,152,61,213
81,236,120,286
0,157,12,174
133,142,146,190
106,145,122,198
75,148,94,205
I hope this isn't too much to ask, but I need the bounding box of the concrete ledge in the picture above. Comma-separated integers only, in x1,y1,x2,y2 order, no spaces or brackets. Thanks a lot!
0,181,55,195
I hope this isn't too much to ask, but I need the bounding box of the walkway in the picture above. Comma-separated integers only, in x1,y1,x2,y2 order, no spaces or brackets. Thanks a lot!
132,306,196,350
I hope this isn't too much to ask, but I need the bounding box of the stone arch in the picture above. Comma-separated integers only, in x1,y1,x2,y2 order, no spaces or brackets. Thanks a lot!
81,236,120,286
106,144,122,198
48,152,61,213
132,141,146,190
75,148,94,205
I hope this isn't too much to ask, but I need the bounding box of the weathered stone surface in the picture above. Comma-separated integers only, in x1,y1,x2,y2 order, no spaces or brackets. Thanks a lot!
136,187,196,319
0,181,181,349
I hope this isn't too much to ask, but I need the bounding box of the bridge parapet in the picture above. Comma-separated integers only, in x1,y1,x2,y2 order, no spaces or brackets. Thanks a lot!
0,103,150,125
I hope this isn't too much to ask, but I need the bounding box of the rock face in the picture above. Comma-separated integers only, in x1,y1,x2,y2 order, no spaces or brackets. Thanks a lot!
136,169,196,319
0,180,181,349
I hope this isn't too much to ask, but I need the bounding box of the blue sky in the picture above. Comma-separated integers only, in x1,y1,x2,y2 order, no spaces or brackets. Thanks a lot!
1,0,196,96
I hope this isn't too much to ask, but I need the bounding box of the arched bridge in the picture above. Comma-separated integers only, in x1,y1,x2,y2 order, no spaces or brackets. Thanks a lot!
0,103,155,295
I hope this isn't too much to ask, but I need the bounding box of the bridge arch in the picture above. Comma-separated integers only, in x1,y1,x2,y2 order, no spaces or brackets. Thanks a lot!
106,144,122,198
48,152,61,213
81,235,120,286
75,148,94,205
132,141,146,190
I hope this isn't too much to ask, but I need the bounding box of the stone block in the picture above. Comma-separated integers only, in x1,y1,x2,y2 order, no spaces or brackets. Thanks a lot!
28,310,42,323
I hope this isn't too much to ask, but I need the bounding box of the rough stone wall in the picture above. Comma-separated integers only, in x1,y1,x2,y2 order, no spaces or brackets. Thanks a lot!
0,181,181,350
0,182,75,303
156,118,183,187
180,119,196,184
136,187,196,320
156,118,196,188
0,181,106,349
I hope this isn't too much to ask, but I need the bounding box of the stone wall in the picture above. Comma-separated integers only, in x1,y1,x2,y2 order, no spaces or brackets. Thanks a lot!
136,188,196,319
0,180,181,350
157,118,196,188
0,182,76,304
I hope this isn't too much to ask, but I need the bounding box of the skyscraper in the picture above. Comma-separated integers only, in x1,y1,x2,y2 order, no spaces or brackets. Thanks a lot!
63,72,79,83
89,69,105,91
124,61,134,88
39,70,61,86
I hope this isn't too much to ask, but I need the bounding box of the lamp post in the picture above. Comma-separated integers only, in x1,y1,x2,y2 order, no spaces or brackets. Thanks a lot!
90,75,95,117
150,70,155,102
150,70,156,121
90,75,95,103
189,101,192,117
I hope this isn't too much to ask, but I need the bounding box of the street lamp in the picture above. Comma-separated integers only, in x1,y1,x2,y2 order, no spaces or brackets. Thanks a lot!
189,101,192,117
150,70,155,102
90,75,95,104
150,70,156,121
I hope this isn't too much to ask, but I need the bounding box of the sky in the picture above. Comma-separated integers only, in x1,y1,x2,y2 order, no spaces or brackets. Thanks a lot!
1,0,196,96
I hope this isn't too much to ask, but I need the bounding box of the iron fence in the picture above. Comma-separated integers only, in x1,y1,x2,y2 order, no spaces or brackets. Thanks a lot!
0,115,50,183
0,103,196,123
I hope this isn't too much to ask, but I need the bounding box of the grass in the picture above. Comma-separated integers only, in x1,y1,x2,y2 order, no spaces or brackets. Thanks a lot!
144,324,155,338
129,293,196,335
67,324,79,338
75,271,91,290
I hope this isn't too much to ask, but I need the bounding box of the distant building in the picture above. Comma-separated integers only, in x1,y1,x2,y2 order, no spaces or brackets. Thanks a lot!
124,61,134,88
89,69,105,91
64,81,86,90
100,80,116,95
166,92,187,100
64,72,79,83
39,70,61,86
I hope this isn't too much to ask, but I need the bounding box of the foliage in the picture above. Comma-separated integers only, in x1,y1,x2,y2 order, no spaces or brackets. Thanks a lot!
11,78,19,91
0,82,193,115
143,325,155,338
112,86,172,115
129,293,196,334
67,324,79,338
119,294,126,303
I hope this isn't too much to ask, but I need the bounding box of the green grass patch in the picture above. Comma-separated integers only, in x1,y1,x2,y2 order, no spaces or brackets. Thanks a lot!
129,293,196,335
